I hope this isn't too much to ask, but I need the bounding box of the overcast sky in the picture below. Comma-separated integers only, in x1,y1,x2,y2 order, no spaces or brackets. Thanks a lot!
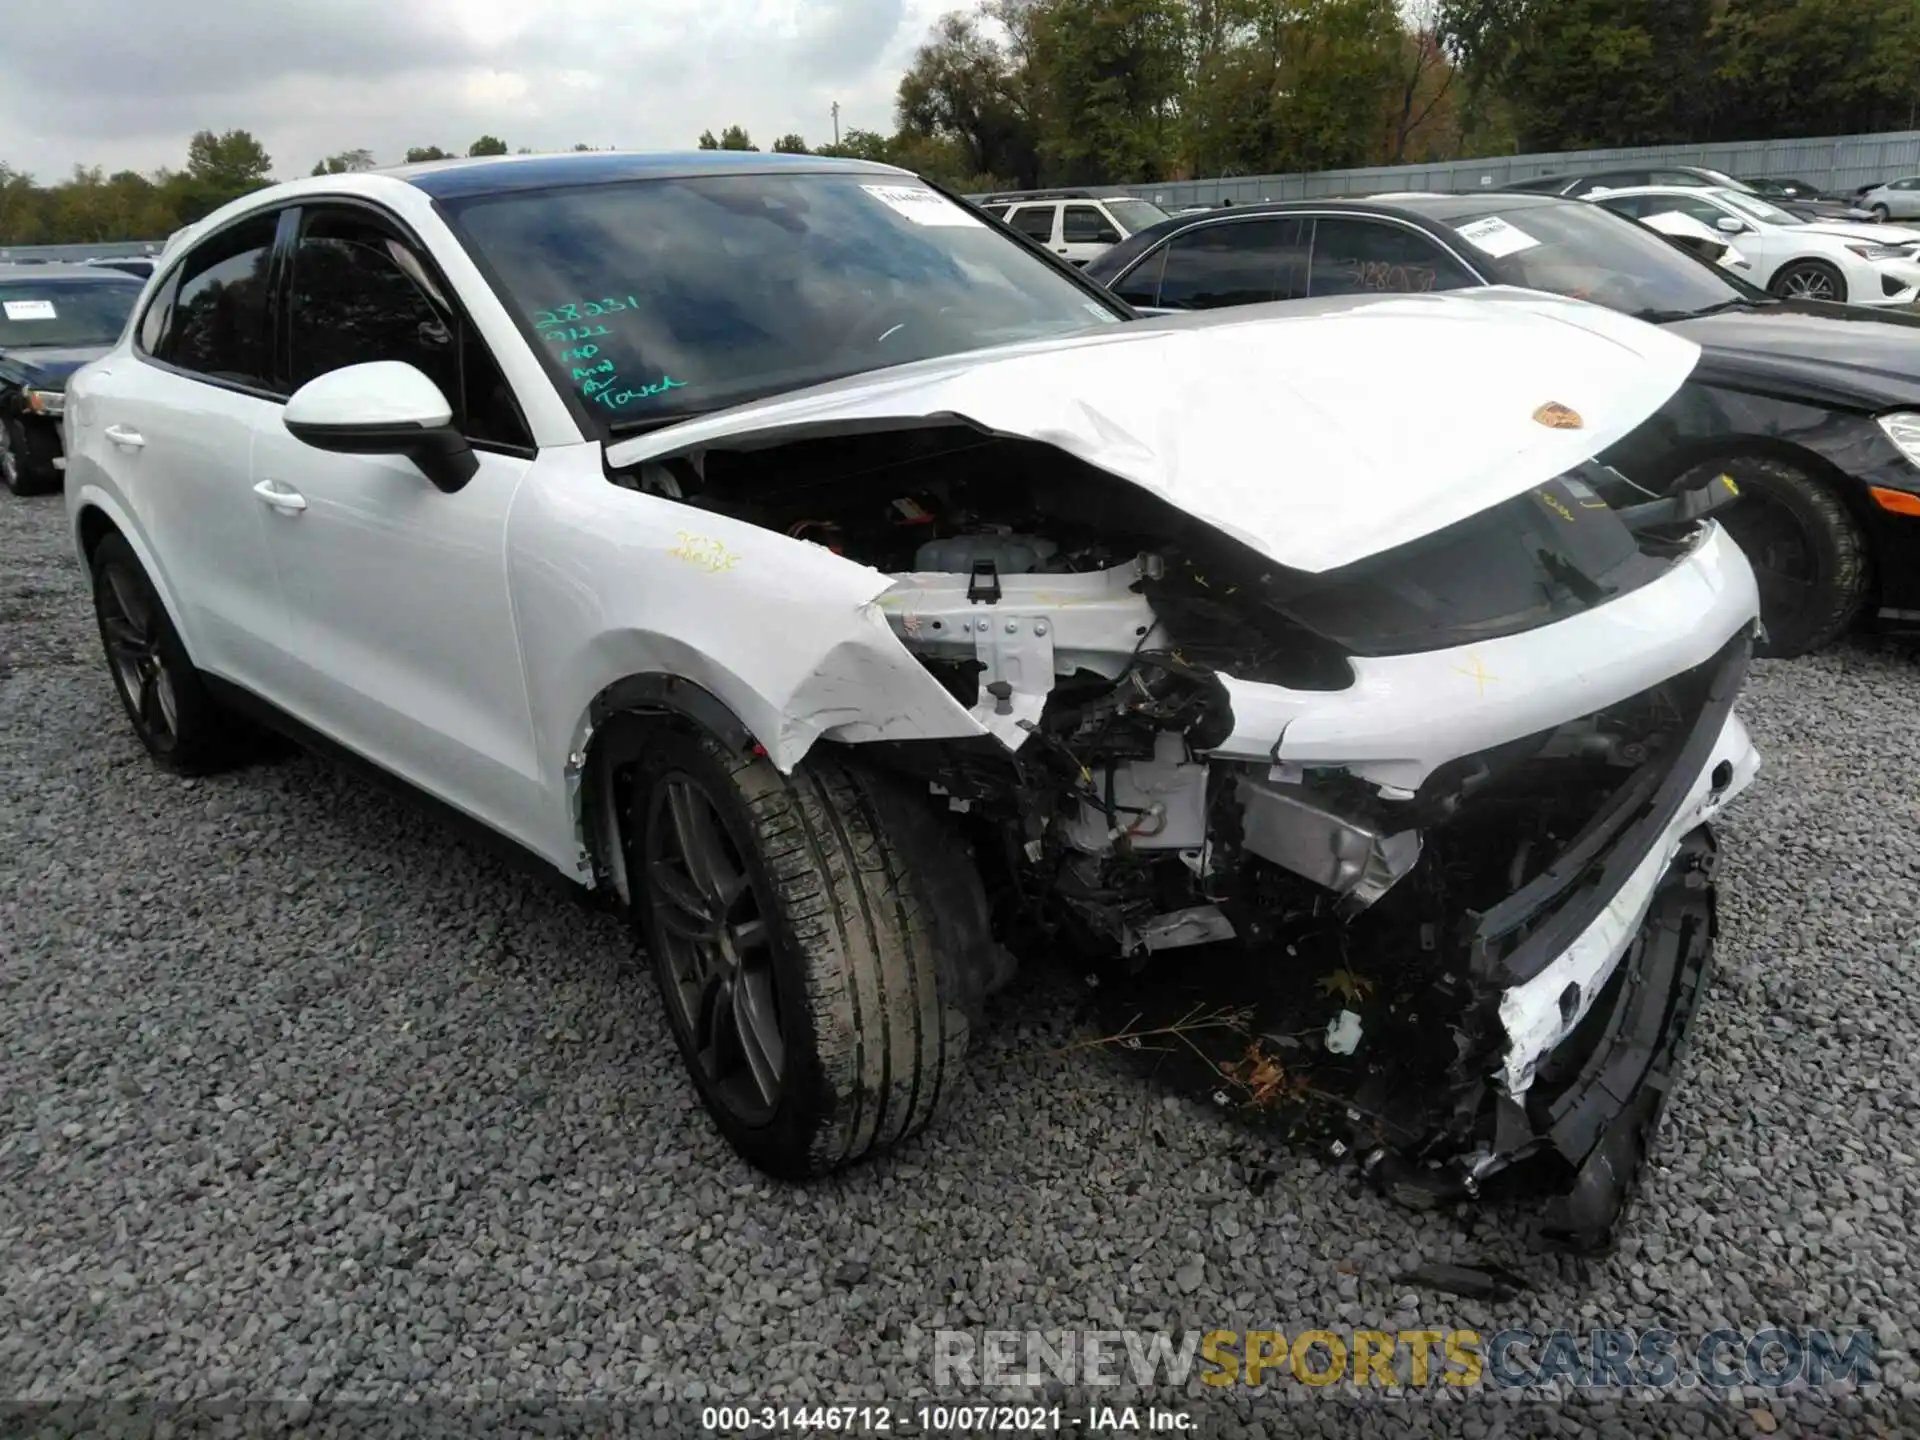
0,0,951,180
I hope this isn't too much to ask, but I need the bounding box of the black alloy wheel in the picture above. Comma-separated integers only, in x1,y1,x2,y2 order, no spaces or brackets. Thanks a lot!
645,772,786,1123
1768,260,1846,302
95,548,184,757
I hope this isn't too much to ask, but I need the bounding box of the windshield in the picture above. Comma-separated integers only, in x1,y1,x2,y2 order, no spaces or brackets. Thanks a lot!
1719,190,1803,226
0,278,142,349
1444,203,1757,318
1105,198,1171,233
446,173,1127,431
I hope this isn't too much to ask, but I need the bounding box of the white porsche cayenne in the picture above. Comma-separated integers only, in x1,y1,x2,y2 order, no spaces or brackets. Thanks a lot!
64,152,1761,1246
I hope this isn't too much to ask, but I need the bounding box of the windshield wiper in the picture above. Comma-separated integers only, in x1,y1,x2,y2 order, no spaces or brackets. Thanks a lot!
1630,298,1761,323
606,411,710,437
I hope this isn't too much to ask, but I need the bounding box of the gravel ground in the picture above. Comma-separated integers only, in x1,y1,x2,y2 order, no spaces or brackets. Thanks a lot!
4,490,1920,1439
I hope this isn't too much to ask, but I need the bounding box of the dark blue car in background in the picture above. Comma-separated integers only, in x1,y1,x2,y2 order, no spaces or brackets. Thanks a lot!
1,262,145,495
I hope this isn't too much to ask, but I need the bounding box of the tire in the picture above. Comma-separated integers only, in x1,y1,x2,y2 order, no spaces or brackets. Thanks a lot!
628,728,972,1179
0,415,59,497
1871,204,1891,223
1768,259,1846,303
90,533,249,774
1701,456,1870,658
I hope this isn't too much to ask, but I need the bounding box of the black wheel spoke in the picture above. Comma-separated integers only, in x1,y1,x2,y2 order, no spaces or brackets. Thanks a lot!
136,667,167,736
733,967,785,1106
648,859,715,935
646,769,786,1122
105,567,151,638
700,977,741,1077
101,616,147,660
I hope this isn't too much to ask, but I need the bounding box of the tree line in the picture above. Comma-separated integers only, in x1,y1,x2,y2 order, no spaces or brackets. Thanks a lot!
6,0,1919,246
706,0,1920,191
0,132,593,247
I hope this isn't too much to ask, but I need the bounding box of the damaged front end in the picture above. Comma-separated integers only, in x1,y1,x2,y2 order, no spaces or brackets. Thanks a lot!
611,410,1760,1249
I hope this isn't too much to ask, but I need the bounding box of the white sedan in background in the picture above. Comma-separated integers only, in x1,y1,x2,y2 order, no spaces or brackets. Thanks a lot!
1588,184,1920,305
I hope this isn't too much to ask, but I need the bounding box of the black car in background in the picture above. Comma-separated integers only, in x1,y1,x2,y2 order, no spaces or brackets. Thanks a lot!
0,263,145,495
1085,194,1920,657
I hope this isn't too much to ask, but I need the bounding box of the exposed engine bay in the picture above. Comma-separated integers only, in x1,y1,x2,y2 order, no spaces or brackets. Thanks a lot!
613,422,1757,1249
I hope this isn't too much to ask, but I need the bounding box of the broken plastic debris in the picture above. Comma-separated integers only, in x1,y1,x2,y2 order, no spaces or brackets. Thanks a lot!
1324,1009,1364,1055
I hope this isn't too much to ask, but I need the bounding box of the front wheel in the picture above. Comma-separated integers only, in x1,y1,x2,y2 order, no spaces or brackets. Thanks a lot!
1871,204,1891,223
1704,457,1869,658
1769,259,1846,303
629,730,973,1179
1,415,59,496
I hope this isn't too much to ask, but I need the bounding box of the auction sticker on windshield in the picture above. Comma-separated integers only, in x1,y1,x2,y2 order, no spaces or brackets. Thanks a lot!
1454,216,1541,259
861,183,984,228
2,300,57,321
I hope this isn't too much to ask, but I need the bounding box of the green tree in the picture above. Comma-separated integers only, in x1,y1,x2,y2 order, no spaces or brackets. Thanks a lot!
771,133,811,153
896,12,1039,185
816,127,897,162
719,125,759,150
1184,0,1404,177
404,145,455,163
1437,0,1712,152
311,148,376,176
467,135,509,157
186,128,273,187
1713,0,1920,139
1027,0,1188,183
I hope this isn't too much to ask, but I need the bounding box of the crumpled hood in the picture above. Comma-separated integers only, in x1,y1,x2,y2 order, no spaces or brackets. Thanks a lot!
0,343,113,388
608,287,1700,573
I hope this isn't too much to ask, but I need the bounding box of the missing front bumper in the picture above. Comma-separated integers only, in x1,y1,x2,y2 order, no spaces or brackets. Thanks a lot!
1360,637,1758,1252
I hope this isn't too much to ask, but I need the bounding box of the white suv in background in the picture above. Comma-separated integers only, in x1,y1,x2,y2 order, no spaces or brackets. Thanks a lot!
979,190,1170,265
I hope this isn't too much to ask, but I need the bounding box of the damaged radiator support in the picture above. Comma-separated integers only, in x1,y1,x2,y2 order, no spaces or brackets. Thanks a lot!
1235,774,1423,909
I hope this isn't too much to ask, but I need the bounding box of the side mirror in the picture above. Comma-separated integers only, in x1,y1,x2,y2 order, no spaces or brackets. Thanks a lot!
1715,216,1749,235
282,361,477,495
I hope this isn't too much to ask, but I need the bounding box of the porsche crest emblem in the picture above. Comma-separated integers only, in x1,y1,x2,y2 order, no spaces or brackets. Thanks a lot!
1532,402,1584,430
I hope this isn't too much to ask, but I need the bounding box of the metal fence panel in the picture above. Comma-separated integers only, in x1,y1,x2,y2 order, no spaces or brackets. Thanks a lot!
993,128,1920,210
0,239,162,264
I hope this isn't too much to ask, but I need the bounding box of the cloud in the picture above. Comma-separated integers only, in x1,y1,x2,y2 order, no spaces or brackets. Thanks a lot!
0,0,947,181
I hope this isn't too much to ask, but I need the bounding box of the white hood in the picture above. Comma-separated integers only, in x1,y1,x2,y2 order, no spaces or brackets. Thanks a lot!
1798,220,1920,246
607,288,1700,574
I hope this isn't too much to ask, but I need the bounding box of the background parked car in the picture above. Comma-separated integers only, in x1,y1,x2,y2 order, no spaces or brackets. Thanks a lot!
84,256,157,279
1499,164,1750,198
1,262,145,495
1589,185,1920,305
1083,193,1920,656
1856,177,1920,223
1741,177,1877,222
976,189,1170,264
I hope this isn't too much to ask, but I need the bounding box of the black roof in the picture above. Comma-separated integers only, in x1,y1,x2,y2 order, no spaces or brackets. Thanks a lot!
400,150,904,201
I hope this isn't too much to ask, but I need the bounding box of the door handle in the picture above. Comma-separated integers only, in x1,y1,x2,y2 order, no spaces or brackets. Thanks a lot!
1055,246,1069,253
252,479,308,513
104,424,145,449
